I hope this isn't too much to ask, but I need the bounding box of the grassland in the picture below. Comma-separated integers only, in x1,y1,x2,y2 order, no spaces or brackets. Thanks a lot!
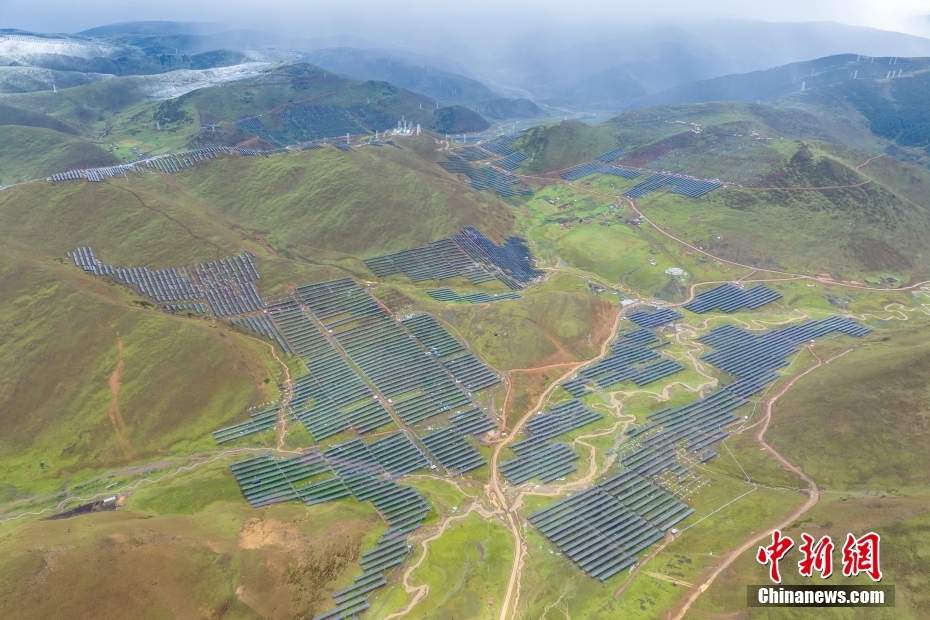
0,125,117,185
692,319,930,618
0,462,383,620
1,94,930,620
0,63,437,158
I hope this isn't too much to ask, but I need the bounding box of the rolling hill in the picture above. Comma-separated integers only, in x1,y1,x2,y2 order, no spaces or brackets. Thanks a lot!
0,125,116,185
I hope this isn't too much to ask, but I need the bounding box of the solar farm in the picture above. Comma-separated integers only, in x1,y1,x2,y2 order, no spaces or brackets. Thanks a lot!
68,246,264,317
684,283,782,313
426,288,522,304
560,162,642,182
365,226,542,289
629,133,781,186
560,328,686,397
624,173,722,198
438,154,533,198
236,104,399,146
207,275,512,618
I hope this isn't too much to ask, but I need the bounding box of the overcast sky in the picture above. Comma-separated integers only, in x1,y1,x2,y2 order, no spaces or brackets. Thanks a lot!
4,0,929,39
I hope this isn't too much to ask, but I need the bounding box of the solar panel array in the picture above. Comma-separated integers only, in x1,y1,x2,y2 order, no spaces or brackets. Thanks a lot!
427,288,522,304
297,279,474,426
627,308,682,328
699,316,871,397
563,328,685,393
452,226,543,286
495,133,522,146
49,147,227,183
623,389,747,471
264,298,396,440
456,146,492,161
527,470,693,580
467,164,533,197
68,247,263,317
236,104,396,146
443,352,501,392
364,236,497,285
615,315,873,475
481,141,517,156
449,407,497,436
560,162,642,181
498,400,602,485
684,283,782,314
365,227,538,289
438,155,532,197
228,444,432,620
595,148,629,162
420,427,486,474
229,313,291,352
624,173,722,199
213,404,292,443
495,151,528,170
500,441,579,483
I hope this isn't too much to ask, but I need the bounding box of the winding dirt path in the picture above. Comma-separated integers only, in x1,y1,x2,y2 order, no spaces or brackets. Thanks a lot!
383,502,504,620
494,307,626,620
669,346,853,620
107,336,133,460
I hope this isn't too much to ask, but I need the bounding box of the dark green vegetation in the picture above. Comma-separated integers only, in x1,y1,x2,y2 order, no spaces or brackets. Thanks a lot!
426,104,491,134
0,63,438,161
0,126,116,185
783,65,930,166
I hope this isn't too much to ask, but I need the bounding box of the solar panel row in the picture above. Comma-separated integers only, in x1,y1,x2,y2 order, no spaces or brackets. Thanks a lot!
625,173,722,199
426,288,522,304
684,283,782,314
527,470,693,580
627,308,682,328
364,236,497,284
420,427,486,475
595,148,630,162
69,247,263,317
495,151,528,171
560,162,641,181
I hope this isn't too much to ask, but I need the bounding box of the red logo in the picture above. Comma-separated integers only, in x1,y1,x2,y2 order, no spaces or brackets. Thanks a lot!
757,530,795,583
842,532,883,582
798,533,834,579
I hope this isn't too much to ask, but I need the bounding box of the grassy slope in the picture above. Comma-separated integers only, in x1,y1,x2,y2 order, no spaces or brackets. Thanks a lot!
0,142,515,499
514,103,930,283
694,322,930,618
0,102,80,134
1,63,437,156
174,140,514,259
0,250,280,501
0,464,382,620
637,142,930,282
0,126,117,185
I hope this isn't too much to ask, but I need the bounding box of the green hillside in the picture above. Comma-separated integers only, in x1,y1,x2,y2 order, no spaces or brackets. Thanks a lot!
426,105,490,134
0,102,81,134
0,126,117,185
779,67,930,166
1,63,438,156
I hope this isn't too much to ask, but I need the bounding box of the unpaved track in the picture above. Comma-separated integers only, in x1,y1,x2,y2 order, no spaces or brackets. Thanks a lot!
494,307,626,620
669,346,853,620
519,155,930,293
